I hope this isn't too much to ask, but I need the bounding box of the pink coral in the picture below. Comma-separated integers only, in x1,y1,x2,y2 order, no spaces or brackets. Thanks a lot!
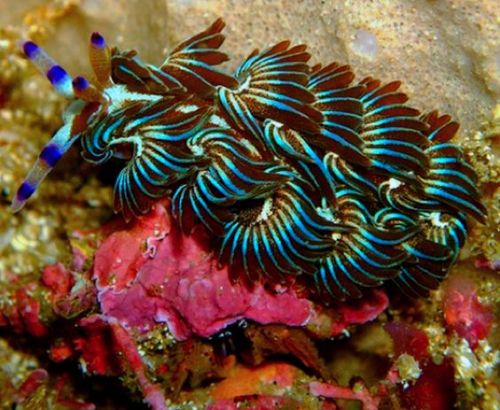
0,274,49,337
443,275,494,349
307,289,388,338
94,203,314,339
92,202,389,342
108,319,168,410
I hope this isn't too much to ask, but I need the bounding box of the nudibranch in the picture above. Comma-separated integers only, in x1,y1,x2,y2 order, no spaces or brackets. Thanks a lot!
12,19,486,301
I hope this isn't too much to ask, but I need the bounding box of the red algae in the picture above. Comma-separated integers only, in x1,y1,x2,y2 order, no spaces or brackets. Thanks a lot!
108,319,168,410
1,201,495,409
0,203,404,410
42,262,73,298
94,203,314,339
9,202,496,410
74,316,121,376
210,362,297,400
49,339,74,363
9,198,491,409
0,278,50,337
474,255,500,271
385,322,430,362
385,322,457,410
15,368,49,404
399,359,456,410
309,381,381,410
208,396,300,410
15,369,96,410
443,275,494,349
0,200,395,408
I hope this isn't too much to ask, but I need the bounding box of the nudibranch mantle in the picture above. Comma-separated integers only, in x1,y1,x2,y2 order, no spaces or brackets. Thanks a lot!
12,19,486,301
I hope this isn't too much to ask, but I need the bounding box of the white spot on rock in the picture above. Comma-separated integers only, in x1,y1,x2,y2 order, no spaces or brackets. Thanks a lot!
351,29,378,60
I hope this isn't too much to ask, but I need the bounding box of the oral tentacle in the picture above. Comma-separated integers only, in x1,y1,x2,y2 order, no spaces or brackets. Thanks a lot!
11,122,79,212
89,32,112,87
72,75,106,103
22,40,74,98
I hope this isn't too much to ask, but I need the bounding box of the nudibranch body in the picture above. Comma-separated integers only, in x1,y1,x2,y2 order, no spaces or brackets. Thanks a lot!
13,19,486,301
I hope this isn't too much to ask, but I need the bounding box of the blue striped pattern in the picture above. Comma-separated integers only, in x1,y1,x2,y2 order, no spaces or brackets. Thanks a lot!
419,113,486,222
358,78,429,180
308,63,369,166
172,128,289,235
219,180,337,281
13,20,487,302
314,188,414,300
217,40,322,136
374,207,467,297
159,18,237,95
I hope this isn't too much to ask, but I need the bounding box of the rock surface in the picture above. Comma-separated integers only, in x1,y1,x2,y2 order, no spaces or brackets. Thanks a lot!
3,0,496,135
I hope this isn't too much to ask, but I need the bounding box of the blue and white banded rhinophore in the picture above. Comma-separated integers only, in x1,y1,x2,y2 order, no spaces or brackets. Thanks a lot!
12,19,486,301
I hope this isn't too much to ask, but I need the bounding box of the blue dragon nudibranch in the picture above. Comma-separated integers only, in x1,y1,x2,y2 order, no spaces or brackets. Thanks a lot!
12,19,486,300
